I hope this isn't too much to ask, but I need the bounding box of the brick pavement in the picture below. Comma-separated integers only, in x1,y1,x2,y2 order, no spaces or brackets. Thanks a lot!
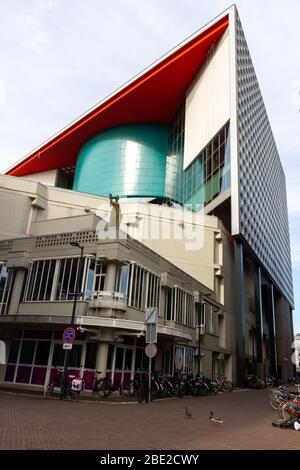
0,389,299,450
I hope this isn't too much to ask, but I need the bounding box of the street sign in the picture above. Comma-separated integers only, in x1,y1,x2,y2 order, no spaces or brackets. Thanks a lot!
145,308,158,344
63,343,73,350
63,327,76,344
145,343,158,358
145,308,158,324
146,323,157,344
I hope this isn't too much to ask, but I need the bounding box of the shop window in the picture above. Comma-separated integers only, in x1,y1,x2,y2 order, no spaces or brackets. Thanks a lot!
135,348,143,370
107,344,114,370
34,341,50,366
52,344,66,367
19,340,35,365
124,349,133,370
84,343,97,369
115,348,123,370
68,344,82,368
7,339,20,363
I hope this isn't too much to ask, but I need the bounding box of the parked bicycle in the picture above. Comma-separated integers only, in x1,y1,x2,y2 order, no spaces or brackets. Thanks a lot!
44,367,84,400
91,370,113,398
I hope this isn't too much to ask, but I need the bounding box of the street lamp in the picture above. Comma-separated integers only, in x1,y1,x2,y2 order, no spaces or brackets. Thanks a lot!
60,241,84,400
197,292,212,375
197,297,205,375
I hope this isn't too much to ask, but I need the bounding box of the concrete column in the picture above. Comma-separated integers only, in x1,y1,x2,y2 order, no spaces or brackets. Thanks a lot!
105,263,117,292
7,270,25,316
234,239,245,386
268,284,278,376
159,288,166,320
95,342,110,378
275,295,294,382
254,267,263,367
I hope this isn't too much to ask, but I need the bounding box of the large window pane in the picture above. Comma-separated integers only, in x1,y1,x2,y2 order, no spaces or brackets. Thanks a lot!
45,260,56,300
8,339,20,363
115,348,123,370
117,265,128,294
32,261,43,301
69,344,82,368
84,343,97,369
34,341,50,366
85,259,95,299
52,344,66,367
124,349,132,370
19,340,35,364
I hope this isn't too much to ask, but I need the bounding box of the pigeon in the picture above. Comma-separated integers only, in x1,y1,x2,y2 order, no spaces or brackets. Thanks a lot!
185,406,194,419
294,421,300,431
209,411,223,425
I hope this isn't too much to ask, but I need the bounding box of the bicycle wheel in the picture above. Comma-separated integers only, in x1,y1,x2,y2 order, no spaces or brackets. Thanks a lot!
44,382,55,399
223,380,233,393
96,379,112,398
281,403,294,421
269,391,281,410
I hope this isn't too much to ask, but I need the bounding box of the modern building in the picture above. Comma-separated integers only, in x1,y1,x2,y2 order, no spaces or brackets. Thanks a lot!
0,5,294,388
294,334,300,376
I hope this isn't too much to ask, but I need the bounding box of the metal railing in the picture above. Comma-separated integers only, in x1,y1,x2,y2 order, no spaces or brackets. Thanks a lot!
90,291,128,304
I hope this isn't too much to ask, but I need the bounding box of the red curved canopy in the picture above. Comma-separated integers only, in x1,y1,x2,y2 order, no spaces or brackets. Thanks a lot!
7,16,228,177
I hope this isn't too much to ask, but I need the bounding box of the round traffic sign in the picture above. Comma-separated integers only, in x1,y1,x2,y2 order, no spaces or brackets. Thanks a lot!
63,327,76,344
145,343,158,358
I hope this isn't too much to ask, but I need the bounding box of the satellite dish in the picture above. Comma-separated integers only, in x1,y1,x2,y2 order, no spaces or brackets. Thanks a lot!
0,340,6,365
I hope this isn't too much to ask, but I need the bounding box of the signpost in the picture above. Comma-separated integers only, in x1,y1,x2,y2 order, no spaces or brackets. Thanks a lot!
61,326,76,398
145,308,158,404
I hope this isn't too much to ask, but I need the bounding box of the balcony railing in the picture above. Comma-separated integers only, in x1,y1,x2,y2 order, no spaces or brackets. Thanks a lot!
88,291,128,313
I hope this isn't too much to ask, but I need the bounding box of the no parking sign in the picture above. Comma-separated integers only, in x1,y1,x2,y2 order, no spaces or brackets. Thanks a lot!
63,327,76,344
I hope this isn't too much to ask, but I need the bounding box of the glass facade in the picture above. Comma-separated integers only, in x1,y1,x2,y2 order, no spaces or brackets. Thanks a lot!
73,123,168,199
72,109,230,211
166,105,230,210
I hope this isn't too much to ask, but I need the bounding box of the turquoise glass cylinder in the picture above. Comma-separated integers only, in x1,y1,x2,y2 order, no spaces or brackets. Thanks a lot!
73,124,168,198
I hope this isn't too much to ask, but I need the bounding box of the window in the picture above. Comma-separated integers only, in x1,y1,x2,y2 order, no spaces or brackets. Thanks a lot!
0,265,14,315
164,287,194,327
7,339,20,363
68,345,82,368
55,258,84,300
5,337,51,386
203,303,219,336
94,262,107,292
115,265,129,294
52,343,66,367
19,340,35,365
34,341,50,366
24,257,87,302
127,263,160,310
84,343,97,370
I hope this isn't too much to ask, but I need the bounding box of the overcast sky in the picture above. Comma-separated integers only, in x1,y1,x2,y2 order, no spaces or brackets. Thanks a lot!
0,0,299,331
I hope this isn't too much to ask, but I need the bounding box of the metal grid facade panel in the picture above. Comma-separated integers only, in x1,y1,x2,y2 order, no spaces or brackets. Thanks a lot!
235,12,293,306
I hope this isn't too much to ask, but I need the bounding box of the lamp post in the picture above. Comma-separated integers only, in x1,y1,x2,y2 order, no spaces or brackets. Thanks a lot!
60,241,84,400
197,292,212,375
197,296,205,375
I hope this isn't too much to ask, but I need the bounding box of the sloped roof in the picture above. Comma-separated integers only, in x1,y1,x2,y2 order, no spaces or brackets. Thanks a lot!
6,14,229,176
